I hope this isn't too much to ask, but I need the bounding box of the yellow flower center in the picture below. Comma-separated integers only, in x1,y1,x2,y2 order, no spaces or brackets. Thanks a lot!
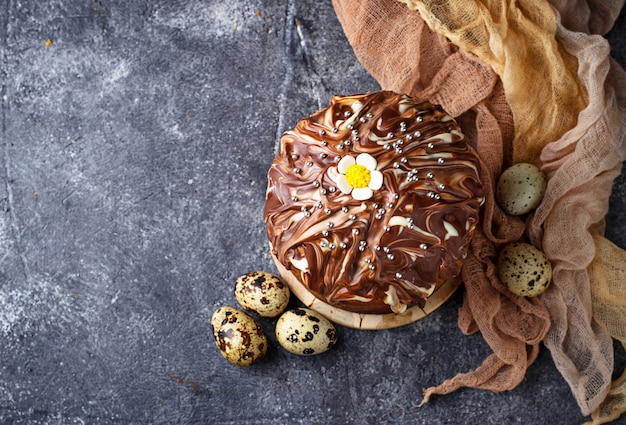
345,164,371,189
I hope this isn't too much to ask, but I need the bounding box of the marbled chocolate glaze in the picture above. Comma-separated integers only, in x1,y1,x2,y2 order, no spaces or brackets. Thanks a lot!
265,91,484,314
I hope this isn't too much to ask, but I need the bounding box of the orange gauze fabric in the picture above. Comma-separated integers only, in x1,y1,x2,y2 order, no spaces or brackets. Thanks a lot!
332,0,550,402
399,0,588,167
332,0,626,421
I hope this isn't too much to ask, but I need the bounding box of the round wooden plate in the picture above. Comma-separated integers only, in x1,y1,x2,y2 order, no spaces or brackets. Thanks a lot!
270,250,461,330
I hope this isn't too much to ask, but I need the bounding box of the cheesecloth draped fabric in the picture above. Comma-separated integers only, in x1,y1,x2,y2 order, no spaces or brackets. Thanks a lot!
331,0,626,423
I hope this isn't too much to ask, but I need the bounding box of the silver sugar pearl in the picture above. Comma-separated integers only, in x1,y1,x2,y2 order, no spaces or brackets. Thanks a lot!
420,243,428,250
386,202,394,208
416,116,424,122
336,143,344,150
293,167,301,174
341,206,349,213
384,226,391,232
396,148,403,154
332,127,338,133
434,194,441,200
301,206,308,212
327,222,334,228
325,208,332,215
340,243,347,249
321,141,328,146
428,142,435,149
385,143,393,150
439,184,446,190
387,254,395,260
316,202,323,209
427,172,434,179
393,194,400,200
401,157,408,163
387,132,394,138
352,129,358,135
291,196,298,201
360,240,367,246
306,161,313,167
334,156,341,162
320,153,328,159
329,243,336,249
321,189,327,195
369,264,376,270
329,187,336,193
359,117,366,123
349,215,357,221
364,258,371,263
375,214,382,220
344,111,352,117
313,181,320,188
352,229,360,235
414,131,421,137
374,245,381,251
438,158,445,164
304,211,311,217
321,242,328,248
396,273,403,279
366,113,373,118
347,124,354,130
291,154,299,160
345,140,352,145
319,129,326,136
359,246,366,252
322,230,329,237
393,162,401,168
383,247,390,253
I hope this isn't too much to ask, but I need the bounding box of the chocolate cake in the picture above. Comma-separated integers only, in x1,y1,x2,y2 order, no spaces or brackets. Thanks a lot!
265,91,484,316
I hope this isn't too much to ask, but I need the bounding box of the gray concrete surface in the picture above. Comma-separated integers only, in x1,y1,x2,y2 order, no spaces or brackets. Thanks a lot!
0,1,625,424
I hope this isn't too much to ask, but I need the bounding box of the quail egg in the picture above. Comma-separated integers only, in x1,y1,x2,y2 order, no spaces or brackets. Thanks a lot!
275,308,337,356
235,271,290,318
498,242,552,297
496,163,547,215
211,306,267,367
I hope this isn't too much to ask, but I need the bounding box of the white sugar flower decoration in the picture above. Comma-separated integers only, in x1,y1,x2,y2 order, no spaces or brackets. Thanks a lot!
336,153,383,200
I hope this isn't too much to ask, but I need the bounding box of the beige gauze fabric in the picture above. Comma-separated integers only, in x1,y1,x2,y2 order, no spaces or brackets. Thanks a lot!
332,0,626,422
527,18,626,423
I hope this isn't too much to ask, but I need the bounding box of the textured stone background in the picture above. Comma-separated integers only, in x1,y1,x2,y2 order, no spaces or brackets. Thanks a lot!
0,1,625,424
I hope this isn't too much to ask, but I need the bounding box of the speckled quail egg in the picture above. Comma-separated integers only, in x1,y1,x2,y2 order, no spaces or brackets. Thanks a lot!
275,308,337,356
496,163,547,215
234,271,290,318
211,306,267,367
498,242,552,297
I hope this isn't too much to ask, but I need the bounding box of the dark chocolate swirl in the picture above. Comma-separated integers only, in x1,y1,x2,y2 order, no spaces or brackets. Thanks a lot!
265,91,484,314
